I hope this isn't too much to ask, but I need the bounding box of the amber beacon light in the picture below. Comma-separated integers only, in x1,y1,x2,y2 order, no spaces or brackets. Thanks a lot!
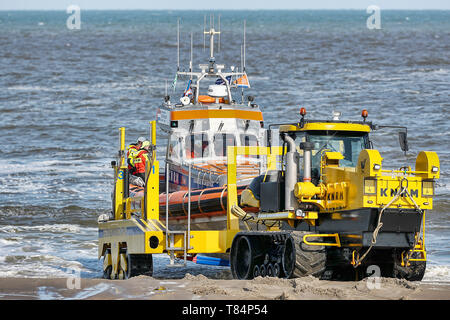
361,109,368,122
300,107,306,117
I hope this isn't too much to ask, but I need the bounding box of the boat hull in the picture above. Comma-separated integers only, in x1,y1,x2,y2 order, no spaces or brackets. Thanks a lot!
129,183,256,230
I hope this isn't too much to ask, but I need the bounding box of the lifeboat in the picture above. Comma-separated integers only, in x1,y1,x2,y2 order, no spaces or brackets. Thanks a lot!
127,22,265,231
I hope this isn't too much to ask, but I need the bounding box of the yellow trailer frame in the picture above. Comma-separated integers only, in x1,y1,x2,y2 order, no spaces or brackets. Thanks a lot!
98,122,283,278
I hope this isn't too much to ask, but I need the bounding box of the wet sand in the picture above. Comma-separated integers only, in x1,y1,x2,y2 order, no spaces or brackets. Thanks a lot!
1,273,449,300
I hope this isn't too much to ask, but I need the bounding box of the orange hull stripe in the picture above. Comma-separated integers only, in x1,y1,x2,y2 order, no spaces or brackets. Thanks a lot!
171,109,263,121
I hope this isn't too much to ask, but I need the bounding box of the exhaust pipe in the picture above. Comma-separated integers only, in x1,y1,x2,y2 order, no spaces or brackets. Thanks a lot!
300,142,314,182
282,134,298,211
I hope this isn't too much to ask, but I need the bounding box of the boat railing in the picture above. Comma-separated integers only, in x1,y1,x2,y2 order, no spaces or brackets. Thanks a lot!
182,156,264,174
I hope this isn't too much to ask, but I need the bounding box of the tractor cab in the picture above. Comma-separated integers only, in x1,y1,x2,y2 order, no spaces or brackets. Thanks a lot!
278,110,372,185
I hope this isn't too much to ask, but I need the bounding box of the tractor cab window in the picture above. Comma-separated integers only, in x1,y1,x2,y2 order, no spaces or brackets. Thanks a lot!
307,131,368,169
213,133,236,157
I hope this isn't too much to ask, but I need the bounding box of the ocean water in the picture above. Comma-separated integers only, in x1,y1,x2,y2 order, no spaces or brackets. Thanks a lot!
0,10,449,282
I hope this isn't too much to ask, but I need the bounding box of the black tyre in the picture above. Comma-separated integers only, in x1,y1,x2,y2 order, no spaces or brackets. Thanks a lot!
103,249,113,279
393,251,426,281
290,231,326,278
125,252,153,279
103,265,112,279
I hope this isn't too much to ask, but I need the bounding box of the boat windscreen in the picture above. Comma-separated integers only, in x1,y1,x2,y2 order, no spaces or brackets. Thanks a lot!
213,133,236,157
185,133,210,159
240,134,259,159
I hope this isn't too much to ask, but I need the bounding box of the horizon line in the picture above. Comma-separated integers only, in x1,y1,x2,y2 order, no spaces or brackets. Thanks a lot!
1,8,450,11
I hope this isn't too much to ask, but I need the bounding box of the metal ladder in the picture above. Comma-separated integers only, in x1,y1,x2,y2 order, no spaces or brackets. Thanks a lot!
166,230,187,267
164,162,192,267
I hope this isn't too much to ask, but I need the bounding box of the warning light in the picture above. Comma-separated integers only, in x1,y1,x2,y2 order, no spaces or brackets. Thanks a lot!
300,107,306,117
361,109,368,122
299,107,307,128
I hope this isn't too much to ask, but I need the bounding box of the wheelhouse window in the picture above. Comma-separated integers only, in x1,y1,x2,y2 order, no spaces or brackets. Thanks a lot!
240,134,259,147
240,134,259,159
185,133,210,159
213,133,236,157
167,136,182,161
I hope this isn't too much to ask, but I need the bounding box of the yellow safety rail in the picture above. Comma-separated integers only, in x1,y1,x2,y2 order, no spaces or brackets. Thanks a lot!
144,120,159,221
226,146,284,230
303,233,341,247
113,122,160,221
113,127,127,220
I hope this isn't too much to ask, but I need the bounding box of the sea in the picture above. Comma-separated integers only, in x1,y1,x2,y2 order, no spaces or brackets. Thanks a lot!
0,10,449,283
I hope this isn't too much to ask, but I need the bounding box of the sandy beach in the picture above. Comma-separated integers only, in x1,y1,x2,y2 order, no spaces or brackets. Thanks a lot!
1,273,449,300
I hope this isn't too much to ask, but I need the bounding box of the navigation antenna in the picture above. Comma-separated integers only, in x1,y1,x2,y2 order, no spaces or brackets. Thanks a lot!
204,17,221,69
241,20,247,103
177,18,180,71
218,14,221,53
203,14,221,56
190,32,193,80
203,15,206,52
243,20,246,72
240,45,244,103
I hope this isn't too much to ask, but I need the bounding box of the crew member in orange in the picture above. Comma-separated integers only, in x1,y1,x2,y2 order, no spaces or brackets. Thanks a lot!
127,137,145,174
133,140,151,181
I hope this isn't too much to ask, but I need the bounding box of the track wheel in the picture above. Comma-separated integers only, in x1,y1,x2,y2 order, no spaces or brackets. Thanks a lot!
290,231,326,278
253,265,260,278
281,235,295,278
230,235,261,280
259,264,266,277
273,263,281,278
267,263,274,277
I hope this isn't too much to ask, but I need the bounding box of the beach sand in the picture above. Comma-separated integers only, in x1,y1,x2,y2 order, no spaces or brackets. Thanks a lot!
1,272,449,300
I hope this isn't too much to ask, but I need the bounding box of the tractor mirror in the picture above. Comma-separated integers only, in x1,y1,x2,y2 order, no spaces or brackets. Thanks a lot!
399,131,409,152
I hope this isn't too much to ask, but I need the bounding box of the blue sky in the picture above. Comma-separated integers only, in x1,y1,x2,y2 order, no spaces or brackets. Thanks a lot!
2,0,449,10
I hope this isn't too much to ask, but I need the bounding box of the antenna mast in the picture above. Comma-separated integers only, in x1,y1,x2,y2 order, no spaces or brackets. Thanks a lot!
203,15,206,52
190,32,193,79
177,18,180,71
204,21,221,63
243,20,246,72
218,14,221,53
240,45,244,103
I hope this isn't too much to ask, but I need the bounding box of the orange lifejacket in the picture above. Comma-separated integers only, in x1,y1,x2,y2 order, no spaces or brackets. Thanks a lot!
133,149,149,174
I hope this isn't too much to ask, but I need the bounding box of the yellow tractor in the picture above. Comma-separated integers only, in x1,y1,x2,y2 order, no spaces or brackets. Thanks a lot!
99,110,439,282
235,108,440,281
